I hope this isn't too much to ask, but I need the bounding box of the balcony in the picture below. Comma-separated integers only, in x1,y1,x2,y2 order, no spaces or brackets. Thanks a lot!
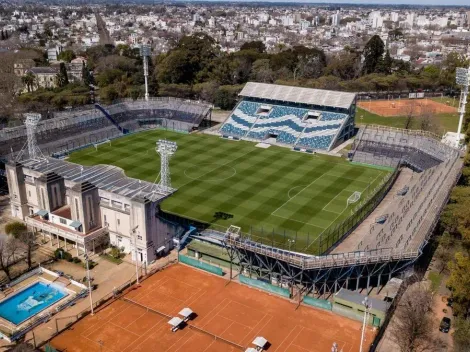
25,215,108,246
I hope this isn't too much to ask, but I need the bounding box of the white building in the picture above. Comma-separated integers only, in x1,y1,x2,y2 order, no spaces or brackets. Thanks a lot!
6,158,180,264
331,11,341,27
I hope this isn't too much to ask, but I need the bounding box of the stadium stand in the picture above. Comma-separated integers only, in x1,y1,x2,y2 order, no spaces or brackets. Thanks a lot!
219,82,356,151
0,98,211,159
350,125,458,172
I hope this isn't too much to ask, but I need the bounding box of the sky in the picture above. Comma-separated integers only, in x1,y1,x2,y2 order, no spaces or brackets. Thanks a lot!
211,0,470,5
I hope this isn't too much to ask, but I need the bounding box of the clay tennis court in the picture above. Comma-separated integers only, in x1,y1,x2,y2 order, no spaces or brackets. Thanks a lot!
358,98,457,117
49,264,374,352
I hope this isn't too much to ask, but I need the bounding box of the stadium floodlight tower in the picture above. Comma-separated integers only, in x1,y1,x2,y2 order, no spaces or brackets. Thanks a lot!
456,66,470,147
140,44,151,101
23,113,44,161
156,140,177,193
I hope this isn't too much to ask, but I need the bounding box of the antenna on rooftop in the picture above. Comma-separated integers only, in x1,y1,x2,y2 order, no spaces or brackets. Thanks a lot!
154,139,177,193
16,113,45,161
140,43,151,101
455,66,470,148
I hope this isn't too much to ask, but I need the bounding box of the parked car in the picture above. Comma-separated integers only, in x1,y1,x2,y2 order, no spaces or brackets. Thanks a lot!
446,297,453,307
54,270,64,277
439,317,451,333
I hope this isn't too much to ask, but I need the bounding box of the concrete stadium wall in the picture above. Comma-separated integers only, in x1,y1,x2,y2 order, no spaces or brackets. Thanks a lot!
303,296,332,311
239,274,290,298
178,254,224,276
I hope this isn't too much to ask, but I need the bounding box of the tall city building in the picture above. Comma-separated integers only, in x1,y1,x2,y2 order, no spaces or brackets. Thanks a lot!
331,10,341,27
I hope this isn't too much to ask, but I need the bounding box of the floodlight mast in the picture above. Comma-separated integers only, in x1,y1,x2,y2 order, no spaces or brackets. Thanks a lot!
24,113,42,160
156,140,177,193
456,66,470,147
140,44,151,101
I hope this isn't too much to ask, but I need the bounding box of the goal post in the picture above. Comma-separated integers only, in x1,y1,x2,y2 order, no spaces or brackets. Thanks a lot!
94,139,111,151
347,191,361,206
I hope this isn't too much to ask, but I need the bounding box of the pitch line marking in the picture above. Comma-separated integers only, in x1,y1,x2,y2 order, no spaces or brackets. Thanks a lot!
271,173,327,216
271,214,330,229
322,189,350,211
178,148,256,189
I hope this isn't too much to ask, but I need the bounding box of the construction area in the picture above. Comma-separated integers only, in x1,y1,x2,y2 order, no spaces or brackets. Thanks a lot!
49,264,374,352
358,98,457,116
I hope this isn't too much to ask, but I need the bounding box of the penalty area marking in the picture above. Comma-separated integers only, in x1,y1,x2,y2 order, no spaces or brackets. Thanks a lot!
287,185,309,199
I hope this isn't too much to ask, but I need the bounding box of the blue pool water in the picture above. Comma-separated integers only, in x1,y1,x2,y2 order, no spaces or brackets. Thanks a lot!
0,281,68,325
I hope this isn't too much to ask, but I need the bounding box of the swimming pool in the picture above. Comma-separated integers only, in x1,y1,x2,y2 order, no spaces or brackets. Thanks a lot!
0,281,68,325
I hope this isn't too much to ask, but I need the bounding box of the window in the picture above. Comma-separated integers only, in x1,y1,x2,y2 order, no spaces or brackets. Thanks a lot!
87,196,93,222
137,235,142,240
41,188,46,209
117,219,120,226
60,218,67,225
28,190,31,197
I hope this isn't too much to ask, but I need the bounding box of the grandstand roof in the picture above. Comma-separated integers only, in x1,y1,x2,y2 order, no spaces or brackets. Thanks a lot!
17,157,171,202
239,82,356,110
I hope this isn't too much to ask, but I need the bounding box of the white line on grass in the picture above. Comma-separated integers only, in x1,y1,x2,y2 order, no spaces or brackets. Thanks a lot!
303,170,386,252
271,173,328,216
271,213,330,230
322,189,348,211
177,148,256,189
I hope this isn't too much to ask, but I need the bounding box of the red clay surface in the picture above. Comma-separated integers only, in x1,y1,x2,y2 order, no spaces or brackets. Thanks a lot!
358,98,457,117
50,264,374,352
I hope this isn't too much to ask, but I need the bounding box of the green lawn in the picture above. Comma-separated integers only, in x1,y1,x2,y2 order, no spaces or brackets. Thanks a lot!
356,107,459,133
68,129,389,254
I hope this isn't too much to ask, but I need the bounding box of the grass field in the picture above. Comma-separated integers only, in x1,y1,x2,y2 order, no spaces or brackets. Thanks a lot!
68,129,390,253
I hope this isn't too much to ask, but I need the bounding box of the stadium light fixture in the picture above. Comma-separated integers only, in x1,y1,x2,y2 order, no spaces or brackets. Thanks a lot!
455,66,470,147
155,140,178,193
359,297,372,352
140,44,151,101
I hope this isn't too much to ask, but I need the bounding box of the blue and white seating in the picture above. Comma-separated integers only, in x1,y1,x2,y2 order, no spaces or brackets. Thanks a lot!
220,99,350,150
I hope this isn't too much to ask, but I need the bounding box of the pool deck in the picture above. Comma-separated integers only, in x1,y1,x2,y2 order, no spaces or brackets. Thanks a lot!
0,271,85,339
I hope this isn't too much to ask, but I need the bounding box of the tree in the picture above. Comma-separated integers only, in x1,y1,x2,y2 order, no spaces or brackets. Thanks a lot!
250,59,274,83
82,61,92,86
56,62,69,87
22,72,36,92
5,221,35,269
390,283,446,352
453,318,470,352
362,35,385,75
0,235,20,282
58,49,76,63
447,252,470,317
240,41,266,53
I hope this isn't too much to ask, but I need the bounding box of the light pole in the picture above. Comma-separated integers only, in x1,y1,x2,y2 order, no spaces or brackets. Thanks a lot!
84,252,94,315
140,44,151,101
287,239,295,251
131,225,140,285
455,66,470,147
359,296,372,352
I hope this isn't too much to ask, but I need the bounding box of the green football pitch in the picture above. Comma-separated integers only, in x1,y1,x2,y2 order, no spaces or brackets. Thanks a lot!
68,129,391,253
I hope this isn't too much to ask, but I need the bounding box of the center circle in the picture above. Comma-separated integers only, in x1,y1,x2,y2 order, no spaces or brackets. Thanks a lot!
184,163,237,182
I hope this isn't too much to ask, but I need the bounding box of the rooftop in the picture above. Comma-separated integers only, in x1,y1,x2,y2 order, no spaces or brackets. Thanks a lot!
239,82,357,110
18,157,172,202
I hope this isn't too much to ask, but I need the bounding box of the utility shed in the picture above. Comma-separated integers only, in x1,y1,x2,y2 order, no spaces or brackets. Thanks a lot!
333,288,389,327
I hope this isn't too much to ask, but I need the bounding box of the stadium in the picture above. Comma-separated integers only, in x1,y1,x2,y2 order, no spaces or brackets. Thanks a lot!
1,82,462,312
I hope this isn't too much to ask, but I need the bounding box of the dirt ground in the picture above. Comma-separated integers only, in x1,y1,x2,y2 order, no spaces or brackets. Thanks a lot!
358,99,457,117
50,263,375,352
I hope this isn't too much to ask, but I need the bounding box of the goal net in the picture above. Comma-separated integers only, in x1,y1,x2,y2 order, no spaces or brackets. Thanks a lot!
347,191,361,206
94,139,111,151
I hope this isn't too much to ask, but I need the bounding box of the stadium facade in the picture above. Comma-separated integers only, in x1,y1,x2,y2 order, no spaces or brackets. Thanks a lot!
3,98,211,264
220,82,356,151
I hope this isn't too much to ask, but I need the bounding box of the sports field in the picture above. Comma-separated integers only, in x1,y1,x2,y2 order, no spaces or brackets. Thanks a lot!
49,264,374,352
68,129,390,252
358,98,457,117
